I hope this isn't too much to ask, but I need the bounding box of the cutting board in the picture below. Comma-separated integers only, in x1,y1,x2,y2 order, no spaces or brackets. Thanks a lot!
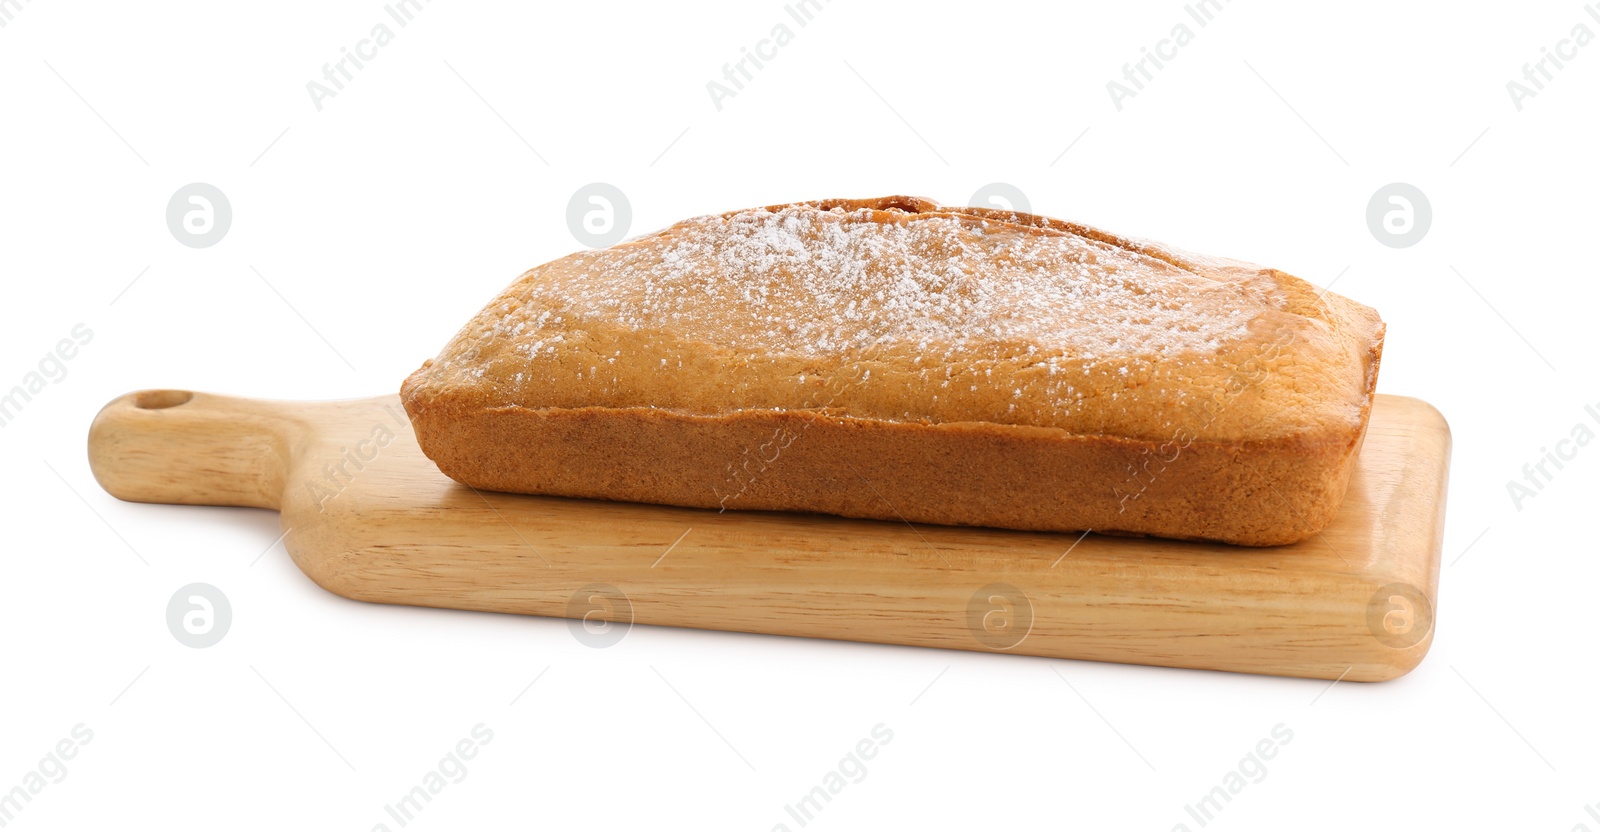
87,389,1449,681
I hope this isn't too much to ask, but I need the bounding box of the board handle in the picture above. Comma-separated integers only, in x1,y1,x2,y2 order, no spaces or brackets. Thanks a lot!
88,390,305,510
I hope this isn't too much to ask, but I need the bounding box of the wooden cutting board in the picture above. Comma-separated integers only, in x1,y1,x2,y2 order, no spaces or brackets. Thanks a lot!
87,389,1449,681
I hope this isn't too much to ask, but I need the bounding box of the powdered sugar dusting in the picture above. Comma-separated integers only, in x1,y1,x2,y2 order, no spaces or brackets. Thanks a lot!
527,204,1255,361
417,199,1339,435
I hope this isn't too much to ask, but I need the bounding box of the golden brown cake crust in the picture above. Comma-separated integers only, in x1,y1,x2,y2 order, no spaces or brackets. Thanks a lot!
402,196,1385,546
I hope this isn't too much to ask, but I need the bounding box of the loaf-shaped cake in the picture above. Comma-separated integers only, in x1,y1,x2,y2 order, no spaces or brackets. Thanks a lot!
402,196,1384,546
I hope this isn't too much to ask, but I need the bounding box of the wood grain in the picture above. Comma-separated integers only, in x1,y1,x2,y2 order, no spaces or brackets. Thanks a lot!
88,390,1450,681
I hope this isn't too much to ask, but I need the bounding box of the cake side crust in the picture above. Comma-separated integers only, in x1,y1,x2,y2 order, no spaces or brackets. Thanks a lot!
400,392,1372,547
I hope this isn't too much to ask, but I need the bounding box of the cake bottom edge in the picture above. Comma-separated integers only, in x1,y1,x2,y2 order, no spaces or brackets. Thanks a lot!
404,403,1365,547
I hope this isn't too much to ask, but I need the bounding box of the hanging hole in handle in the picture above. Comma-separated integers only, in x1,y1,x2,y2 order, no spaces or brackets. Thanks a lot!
134,389,194,410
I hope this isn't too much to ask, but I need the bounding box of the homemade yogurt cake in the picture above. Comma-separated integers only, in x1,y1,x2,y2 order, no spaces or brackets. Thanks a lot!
401,196,1384,546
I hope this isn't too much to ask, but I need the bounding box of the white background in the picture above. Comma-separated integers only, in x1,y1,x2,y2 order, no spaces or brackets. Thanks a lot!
3,0,1597,829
